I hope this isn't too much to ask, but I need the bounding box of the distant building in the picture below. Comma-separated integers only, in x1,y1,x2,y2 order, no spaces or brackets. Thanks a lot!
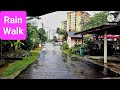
66,11,90,47
67,11,90,32
67,32,84,48
61,20,67,31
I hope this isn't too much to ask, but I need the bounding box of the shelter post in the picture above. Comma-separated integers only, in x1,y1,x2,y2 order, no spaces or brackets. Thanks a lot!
104,31,107,63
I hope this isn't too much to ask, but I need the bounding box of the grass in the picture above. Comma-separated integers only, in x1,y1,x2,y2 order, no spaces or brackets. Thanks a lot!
0,48,42,79
62,49,84,60
63,49,69,55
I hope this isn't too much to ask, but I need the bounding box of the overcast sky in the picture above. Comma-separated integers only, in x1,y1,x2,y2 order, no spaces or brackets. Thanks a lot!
37,11,101,31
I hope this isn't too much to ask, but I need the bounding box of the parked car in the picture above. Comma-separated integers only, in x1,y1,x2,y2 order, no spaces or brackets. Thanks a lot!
59,42,62,46
54,42,60,46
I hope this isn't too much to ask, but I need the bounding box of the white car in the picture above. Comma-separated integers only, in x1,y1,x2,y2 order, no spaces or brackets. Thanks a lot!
54,42,60,46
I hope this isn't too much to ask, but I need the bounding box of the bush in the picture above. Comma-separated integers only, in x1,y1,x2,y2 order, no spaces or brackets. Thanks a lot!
69,44,82,55
84,39,95,55
0,48,40,78
74,44,82,47
61,42,69,50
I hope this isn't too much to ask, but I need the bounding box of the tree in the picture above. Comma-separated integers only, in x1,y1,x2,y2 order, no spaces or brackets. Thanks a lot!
56,27,61,35
35,28,47,43
82,11,110,31
21,23,41,50
27,16,47,45
53,36,57,42
62,32,68,41
27,16,41,20
56,27,68,41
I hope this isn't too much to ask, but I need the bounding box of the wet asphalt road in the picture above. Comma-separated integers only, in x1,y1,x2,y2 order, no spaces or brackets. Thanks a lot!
16,43,79,79
16,43,120,79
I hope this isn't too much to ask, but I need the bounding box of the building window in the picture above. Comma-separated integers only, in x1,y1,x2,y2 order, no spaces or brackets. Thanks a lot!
75,39,77,43
78,39,80,42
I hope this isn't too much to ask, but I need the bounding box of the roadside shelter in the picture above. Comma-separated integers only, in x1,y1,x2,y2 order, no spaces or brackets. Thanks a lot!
75,21,120,63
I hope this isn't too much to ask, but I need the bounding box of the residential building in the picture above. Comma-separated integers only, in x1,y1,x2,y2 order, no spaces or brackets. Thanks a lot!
61,20,67,31
67,11,90,32
67,32,84,48
66,11,90,47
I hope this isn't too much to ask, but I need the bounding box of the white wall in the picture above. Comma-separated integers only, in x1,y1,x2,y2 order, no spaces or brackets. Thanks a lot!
67,36,72,48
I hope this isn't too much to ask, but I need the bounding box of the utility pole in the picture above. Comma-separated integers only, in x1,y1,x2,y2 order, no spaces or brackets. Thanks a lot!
41,22,44,46
42,22,44,29
49,30,50,40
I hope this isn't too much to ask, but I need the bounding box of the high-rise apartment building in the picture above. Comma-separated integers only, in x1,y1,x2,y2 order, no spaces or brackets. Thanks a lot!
67,11,90,32
61,20,67,31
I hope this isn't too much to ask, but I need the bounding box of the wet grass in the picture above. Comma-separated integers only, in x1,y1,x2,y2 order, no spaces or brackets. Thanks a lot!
62,49,83,61
0,48,41,79
63,49,81,57
63,49,69,55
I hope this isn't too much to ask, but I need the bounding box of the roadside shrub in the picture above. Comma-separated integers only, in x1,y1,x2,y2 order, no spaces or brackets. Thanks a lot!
74,44,82,47
61,42,69,50
69,44,82,55
85,39,95,55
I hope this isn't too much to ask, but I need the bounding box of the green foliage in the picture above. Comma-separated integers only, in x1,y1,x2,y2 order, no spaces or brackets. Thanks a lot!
84,37,92,44
21,23,48,50
36,28,48,43
1,40,12,52
1,23,39,52
85,39,94,49
56,27,61,35
56,27,66,35
61,42,69,50
22,17,47,50
62,32,68,41
14,40,25,50
53,36,57,42
56,27,68,41
69,44,82,55
1,40,25,52
84,38,94,54
27,16,41,20
0,48,41,78
82,11,109,30
21,23,39,50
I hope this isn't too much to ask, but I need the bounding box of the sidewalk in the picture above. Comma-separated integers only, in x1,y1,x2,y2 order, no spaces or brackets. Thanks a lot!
88,56,120,62
84,55,120,75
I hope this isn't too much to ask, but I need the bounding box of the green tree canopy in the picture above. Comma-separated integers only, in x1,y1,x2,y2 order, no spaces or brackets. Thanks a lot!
27,16,41,20
36,28,47,43
56,27,68,41
53,36,57,42
82,11,109,31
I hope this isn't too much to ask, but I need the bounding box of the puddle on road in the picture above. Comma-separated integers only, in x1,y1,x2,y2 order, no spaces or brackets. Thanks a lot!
52,50,56,55
39,51,46,59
